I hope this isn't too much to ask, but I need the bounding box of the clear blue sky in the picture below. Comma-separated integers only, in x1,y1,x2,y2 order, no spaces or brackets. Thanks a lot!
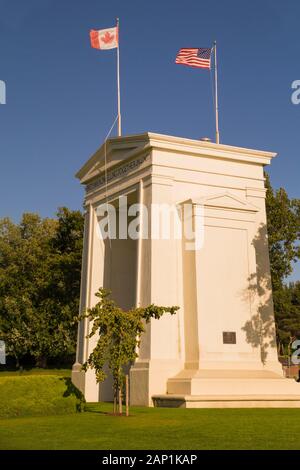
0,0,299,279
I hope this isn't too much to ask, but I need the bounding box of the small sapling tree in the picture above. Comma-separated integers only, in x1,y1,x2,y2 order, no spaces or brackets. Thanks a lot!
80,288,179,415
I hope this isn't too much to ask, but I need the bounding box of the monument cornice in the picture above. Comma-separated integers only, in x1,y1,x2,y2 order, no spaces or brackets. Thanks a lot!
85,153,150,194
76,132,277,185
147,133,277,166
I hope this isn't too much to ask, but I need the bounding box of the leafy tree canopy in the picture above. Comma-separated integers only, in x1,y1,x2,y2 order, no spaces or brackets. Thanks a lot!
80,288,179,409
0,208,84,367
265,173,300,348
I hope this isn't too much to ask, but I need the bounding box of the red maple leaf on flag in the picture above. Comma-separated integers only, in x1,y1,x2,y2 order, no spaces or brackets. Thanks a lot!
101,31,115,44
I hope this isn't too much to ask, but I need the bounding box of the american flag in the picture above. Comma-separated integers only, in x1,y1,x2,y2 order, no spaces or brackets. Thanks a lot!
175,48,212,69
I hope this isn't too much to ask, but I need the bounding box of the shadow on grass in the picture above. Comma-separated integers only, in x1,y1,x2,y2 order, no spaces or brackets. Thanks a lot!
84,403,114,416
60,377,86,412
84,403,136,417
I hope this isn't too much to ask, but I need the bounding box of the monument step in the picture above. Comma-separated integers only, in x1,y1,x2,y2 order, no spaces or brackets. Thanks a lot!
152,394,300,408
167,375,300,396
169,369,283,379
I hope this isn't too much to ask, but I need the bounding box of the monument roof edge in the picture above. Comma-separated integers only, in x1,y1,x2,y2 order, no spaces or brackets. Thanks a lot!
75,132,277,182
75,132,151,181
146,132,277,160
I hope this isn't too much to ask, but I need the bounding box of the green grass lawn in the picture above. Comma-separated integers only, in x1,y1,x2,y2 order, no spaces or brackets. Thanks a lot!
1,369,300,450
0,374,83,419
1,403,300,450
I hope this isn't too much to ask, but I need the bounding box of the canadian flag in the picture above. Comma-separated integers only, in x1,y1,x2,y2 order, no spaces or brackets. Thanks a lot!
90,26,118,50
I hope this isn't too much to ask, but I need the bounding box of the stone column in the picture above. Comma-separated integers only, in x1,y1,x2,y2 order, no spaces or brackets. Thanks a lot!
130,175,184,406
72,203,105,402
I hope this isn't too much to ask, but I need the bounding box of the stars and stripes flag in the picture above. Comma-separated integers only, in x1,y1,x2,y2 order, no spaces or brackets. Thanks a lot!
175,43,220,144
90,26,118,50
175,48,212,69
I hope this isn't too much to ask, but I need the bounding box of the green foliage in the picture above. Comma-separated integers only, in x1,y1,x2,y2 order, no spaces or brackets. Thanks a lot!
273,282,300,347
0,375,84,418
265,173,300,346
265,174,300,290
0,208,84,367
80,289,179,397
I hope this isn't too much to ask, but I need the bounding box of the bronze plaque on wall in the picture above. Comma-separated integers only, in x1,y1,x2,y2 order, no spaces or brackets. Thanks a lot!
223,331,236,344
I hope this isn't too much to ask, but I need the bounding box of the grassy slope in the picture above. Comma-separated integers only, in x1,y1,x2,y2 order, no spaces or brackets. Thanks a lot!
0,375,83,418
0,369,71,377
1,403,300,450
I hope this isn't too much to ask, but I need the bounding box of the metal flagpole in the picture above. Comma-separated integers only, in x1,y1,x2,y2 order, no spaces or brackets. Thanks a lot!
117,18,122,136
213,41,220,144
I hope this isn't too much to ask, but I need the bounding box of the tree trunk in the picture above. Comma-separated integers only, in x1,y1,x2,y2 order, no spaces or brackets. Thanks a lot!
125,375,129,417
113,391,117,415
36,356,47,368
118,387,123,415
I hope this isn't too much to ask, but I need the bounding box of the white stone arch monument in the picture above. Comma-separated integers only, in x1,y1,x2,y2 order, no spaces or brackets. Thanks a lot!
72,133,300,407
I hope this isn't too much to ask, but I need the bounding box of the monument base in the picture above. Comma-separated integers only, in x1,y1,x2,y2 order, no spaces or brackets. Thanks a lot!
152,368,300,408
130,359,184,406
152,394,300,408
71,362,100,402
